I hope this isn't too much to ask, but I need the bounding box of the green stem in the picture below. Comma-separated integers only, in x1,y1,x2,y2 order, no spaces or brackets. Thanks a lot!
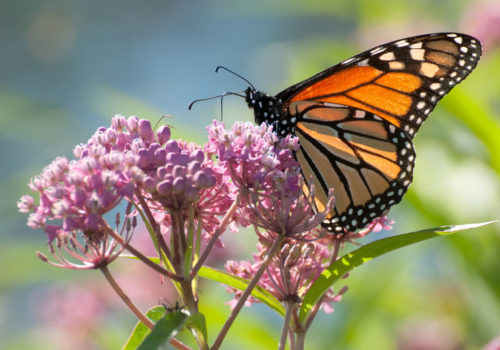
105,225,182,281
295,329,306,350
100,266,192,350
211,234,284,349
100,265,153,328
279,301,294,350
191,194,240,278
135,190,171,260
184,207,195,279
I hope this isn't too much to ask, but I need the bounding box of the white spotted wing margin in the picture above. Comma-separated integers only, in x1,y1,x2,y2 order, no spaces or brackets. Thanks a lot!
292,104,415,233
276,33,481,139
360,33,482,137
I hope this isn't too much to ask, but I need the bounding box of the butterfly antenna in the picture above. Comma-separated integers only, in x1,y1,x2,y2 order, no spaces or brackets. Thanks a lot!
188,91,244,110
153,114,175,131
215,66,255,90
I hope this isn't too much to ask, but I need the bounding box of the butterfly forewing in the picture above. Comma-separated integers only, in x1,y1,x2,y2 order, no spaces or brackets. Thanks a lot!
292,103,414,233
277,33,482,138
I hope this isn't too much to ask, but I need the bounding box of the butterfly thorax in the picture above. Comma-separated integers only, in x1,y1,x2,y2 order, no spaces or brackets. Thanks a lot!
245,87,293,136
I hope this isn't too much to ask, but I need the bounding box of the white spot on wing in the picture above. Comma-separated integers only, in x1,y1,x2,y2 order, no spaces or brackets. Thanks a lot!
420,62,439,78
357,59,369,66
324,102,347,108
342,57,355,65
354,110,366,118
430,82,441,90
389,61,405,70
379,52,395,61
410,49,425,61
371,46,386,55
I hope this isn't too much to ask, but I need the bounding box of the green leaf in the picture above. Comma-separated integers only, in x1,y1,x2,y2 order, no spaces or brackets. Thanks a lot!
122,306,166,350
198,266,286,316
299,222,496,322
186,312,208,344
137,310,188,350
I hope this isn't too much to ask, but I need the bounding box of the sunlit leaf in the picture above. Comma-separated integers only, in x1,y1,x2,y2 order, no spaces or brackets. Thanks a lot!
198,266,286,316
122,306,165,350
137,310,188,350
186,312,208,346
299,222,496,322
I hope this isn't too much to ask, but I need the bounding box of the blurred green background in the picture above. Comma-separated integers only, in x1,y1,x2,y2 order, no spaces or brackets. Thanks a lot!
2,0,500,349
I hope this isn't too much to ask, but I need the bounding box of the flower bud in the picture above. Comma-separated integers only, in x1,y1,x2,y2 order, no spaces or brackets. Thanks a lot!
138,119,154,143
191,149,204,163
111,114,126,129
127,116,139,131
172,177,186,194
173,165,187,178
157,125,171,145
143,176,156,192
164,140,180,153
153,148,166,166
188,161,201,174
157,180,173,195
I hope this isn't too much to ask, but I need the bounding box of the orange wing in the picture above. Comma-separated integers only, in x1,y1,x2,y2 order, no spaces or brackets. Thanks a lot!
277,33,482,138
291,102,414,233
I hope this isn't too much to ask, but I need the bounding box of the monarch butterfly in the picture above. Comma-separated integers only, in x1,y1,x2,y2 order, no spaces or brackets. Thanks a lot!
240,32,483,234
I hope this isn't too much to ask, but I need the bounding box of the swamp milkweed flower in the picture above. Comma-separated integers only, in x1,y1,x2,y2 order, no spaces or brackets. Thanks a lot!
19,116,397,350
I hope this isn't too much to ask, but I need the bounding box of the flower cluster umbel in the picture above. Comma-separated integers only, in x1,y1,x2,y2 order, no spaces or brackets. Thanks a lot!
18,115,393,349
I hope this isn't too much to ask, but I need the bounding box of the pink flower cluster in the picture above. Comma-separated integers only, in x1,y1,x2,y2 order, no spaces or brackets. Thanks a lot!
18,148,138,243
225,239,344,313
19,116,393,315
207,120,300,193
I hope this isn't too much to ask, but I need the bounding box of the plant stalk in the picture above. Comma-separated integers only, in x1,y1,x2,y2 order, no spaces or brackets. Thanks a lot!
278,301,294,350
191,194,240,278
211,234,284,349
105,225,182,281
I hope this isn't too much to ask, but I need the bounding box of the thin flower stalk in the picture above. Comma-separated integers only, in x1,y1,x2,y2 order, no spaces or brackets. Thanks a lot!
279,300,295,350
190,193,240,278
211,234,285,350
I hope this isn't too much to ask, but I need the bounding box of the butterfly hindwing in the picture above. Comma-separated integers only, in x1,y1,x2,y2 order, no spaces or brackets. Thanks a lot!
277,33,481,138
291,102,414,233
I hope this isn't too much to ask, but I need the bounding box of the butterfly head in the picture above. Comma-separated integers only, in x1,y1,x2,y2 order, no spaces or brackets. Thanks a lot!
245,87,282,127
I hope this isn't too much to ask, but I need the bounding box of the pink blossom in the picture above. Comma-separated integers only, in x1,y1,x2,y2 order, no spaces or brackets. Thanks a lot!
18,115,159,244
225,238,345,313
206,120,299,192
